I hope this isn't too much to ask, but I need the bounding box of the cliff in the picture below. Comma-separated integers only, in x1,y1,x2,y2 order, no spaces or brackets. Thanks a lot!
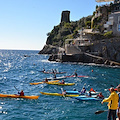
38,4,120,65
38,44,65,54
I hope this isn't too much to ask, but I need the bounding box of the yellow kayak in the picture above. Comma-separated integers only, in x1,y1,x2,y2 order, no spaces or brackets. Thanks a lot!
30,80,59,85
0,94,39,99
46,82,75,86
40,92,79,97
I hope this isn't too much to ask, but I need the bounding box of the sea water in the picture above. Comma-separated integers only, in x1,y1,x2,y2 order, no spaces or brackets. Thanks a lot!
0,50,120,120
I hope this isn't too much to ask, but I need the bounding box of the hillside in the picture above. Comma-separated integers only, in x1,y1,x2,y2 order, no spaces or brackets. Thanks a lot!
39,3,114,54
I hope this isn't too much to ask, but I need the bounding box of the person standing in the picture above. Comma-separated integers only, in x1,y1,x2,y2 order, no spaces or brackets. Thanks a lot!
117,85,120,120
101,87,119,120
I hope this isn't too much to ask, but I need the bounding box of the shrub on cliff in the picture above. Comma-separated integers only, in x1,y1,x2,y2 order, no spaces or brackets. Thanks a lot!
104,31,113,38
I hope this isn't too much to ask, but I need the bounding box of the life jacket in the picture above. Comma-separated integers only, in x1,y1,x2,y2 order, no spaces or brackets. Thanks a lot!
20,91,24,96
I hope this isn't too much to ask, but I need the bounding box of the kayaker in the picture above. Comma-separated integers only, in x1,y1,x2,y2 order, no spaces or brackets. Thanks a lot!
53,73,56,78
87,90,91,97
54,69,57,73
117,85,120,120
52,69,55,74
60,80,65,84
43,68,45,72
74,72,78,77
44,78,48,82
80,87,86,95
101,87,119,120
62,90,66,95
73,88,76,91
96,92,104,99
18,90,24,96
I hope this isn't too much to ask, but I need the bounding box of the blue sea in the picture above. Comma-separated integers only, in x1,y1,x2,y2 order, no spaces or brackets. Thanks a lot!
0,50,120,120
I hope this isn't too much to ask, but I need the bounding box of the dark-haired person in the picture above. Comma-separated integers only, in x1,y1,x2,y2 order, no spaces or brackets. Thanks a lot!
117,85,120,120
18,90,24,96
96,92,104,99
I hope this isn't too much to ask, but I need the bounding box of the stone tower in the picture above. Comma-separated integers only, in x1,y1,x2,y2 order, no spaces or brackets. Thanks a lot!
61,11,70,23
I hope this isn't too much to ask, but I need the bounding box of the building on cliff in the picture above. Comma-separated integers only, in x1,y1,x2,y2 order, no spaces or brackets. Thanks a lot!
104,0,120,36
65,29,98,55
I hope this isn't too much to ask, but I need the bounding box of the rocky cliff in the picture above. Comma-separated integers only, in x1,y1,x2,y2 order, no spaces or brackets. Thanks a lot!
38,4,120,64
38,44,65,54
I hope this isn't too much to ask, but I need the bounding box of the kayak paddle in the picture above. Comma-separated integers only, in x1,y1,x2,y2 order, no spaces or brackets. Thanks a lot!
95,110,108,114
14,86,19,91
61,88,65,97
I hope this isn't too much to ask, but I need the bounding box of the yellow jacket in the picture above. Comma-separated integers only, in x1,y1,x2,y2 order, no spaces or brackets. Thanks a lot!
102,91,118,110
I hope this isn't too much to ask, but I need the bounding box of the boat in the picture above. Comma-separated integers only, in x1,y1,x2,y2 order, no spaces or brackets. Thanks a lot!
44,76,67,80
46,82,75,86
29,80,59,85
66,75,89,78
40,92,79,97
66,90,99,95
71,96,101,101
0,94,39,99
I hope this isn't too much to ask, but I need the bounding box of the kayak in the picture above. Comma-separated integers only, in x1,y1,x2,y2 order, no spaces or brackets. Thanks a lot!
46,82,75,86
72,96,101,101
66,75,89,78
40,92,79,97
40,71,66,74
29,80,59,85
0,94,39,99
66,91,99,95
44,76,67,80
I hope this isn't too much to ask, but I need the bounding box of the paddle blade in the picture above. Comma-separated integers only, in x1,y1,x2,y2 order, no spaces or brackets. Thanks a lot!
95,110,105,114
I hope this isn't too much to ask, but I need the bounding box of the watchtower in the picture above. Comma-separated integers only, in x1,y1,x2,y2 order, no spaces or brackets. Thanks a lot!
61,11,70,23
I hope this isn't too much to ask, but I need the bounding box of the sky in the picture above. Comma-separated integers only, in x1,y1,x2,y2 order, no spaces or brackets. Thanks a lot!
0,0,109,50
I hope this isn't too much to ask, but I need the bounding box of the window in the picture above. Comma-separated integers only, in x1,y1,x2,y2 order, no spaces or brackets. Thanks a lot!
118,24,120,31
118,16,120,31
110,25,112,29
118,16,120,24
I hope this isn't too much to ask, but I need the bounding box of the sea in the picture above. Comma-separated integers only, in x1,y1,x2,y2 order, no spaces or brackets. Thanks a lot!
0,50,120,120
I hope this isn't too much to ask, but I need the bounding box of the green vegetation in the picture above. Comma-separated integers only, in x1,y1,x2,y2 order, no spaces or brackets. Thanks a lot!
46,15,92,47
104,31,113,38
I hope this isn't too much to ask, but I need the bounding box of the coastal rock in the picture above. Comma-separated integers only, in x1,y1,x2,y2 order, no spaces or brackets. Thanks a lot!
38,45,65,54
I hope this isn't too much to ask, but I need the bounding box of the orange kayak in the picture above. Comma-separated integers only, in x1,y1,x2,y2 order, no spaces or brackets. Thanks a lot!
0,94,39,99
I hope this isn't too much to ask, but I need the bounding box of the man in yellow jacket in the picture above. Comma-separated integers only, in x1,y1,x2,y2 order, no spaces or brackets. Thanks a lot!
101,87,119,120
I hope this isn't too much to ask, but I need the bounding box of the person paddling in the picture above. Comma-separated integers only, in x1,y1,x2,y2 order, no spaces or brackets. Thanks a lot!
62,90,66,95
96,92,104,99
60,80,65,84
74,71,78,77
44,78,48,83
79,87,86,95
53,73,56,78
18,90,24,96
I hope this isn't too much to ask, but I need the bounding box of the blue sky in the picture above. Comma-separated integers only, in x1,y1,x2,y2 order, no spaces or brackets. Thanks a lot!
0,0,108,50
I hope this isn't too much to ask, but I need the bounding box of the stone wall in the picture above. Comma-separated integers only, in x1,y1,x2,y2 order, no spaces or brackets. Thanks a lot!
89,37,120,62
